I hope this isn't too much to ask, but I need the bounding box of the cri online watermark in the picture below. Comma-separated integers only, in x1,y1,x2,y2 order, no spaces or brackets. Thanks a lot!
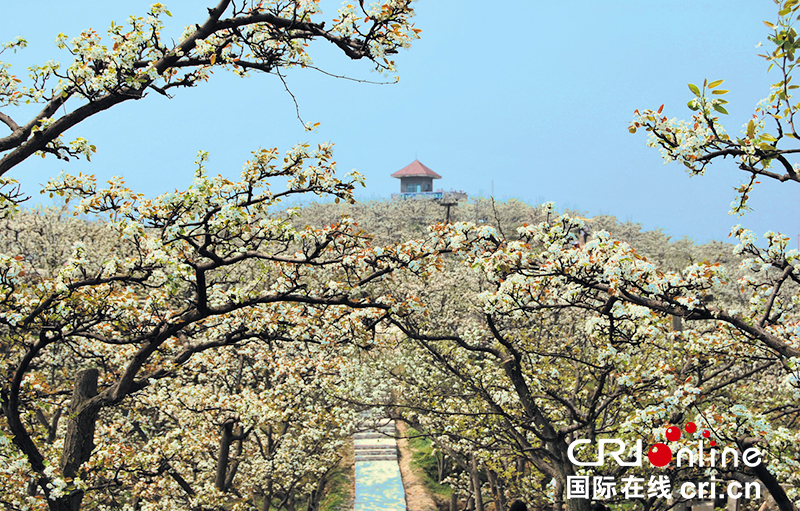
566,422,762,501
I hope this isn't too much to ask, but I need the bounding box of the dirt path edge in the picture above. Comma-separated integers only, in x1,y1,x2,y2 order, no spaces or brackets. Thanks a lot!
396,420,441,511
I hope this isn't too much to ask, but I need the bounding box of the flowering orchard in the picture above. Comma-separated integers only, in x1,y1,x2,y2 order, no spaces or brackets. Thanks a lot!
0,141,448,510
0,1,424,510
389,2,800,508
372,209,798,511
373,2,800,511
3,1,800,511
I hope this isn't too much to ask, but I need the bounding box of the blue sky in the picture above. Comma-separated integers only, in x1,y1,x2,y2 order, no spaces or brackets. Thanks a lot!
1,1,797,244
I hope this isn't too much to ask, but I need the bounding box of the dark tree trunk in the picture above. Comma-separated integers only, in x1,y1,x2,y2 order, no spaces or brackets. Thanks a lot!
466,476,475,511
566,498,591,511
51,368,100,511
35,407,62,444
261,479,274,511
437,451,449,482
223,425,244,490
470,455,484,511
450,490,459,511
215,419,235,491
307,472,328,511
515,457,525,483
488,469,507,511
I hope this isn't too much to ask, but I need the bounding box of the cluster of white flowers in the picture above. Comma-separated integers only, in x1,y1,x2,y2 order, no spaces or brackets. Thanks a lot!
631,109,721,173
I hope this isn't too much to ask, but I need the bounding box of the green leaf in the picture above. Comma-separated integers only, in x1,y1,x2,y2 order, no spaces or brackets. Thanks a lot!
780,7,792,16
761,133,778,142
713,104,729,114
712,89,729,95
687,100,700,111
788,0,799,8
708,79,725,88
688,83,701,96
747,119,755,138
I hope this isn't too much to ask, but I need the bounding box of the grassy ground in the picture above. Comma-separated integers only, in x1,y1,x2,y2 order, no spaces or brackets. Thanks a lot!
405,427,452,508
320,440,355,511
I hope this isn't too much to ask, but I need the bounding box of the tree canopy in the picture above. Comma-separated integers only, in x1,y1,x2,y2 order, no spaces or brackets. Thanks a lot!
3,2,800,511
0,2,422,510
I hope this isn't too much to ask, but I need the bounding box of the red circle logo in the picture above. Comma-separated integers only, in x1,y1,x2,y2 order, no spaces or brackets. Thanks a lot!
665,426,681,441
647,443,672,467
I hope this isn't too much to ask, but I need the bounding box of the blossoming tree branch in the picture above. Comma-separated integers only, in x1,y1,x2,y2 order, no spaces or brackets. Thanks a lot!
627,0,800,398
0,0,418,178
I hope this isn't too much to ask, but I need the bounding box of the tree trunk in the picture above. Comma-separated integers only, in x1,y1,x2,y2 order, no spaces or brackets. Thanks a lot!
215,419,234,491
566,498,592,511
286,486,297,511
466,476,475,511
223,425,244,491
261,479,274,511
35,407,62,444
488,469,507,511
437,452,449,483
307,472,328,511
450,490,459,511
470,455,484,511
515,457,525,484
562,469,590,511
52,368,100,511
553,475,565,511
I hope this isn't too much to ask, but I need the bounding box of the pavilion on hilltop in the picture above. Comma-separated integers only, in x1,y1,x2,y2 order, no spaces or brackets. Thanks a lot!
390,160,467,201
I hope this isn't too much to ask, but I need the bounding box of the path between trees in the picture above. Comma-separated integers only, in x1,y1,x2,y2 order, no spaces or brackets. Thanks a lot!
352,418,438,511
354,419,406,510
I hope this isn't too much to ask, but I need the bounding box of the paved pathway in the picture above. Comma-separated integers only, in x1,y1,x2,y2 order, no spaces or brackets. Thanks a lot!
354,419,407,511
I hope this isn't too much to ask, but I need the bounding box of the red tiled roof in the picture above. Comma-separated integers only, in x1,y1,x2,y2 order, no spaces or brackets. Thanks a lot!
391,160,442,179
